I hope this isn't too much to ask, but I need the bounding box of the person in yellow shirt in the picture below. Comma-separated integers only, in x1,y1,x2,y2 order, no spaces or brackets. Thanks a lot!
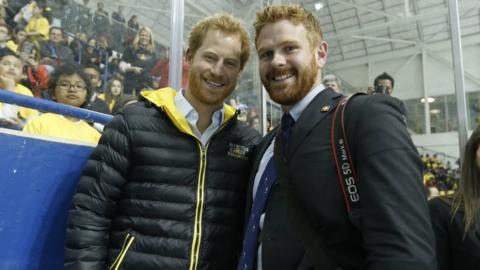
23,64,101,145
6,27,27,53
24,2,49,42
0,52,38,129
97,78,124,113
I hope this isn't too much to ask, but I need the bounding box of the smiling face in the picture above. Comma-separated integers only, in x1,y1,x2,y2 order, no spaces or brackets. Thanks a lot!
138,30,150,47
52,74,88,107
185,29,242,111
257,20,327,106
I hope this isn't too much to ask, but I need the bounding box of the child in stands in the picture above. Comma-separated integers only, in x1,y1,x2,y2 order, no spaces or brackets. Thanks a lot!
23,64,101,145
0,52,38,129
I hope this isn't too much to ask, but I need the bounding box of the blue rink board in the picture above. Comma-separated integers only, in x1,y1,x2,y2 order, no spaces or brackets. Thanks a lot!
0,129,94,270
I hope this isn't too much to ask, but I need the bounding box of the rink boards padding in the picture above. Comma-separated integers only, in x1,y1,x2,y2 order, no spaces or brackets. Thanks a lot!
0,129,94,270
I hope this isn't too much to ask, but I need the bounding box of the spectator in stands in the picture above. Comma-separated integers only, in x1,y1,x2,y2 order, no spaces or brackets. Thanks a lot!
120,26,157,95
97,35,112,65
97,77,123,113
371,71,407,115
82,64,109,114
6,0,25,26
111,5,126,27
39,26,74,71
429,127,480,269
0,0,7,25
124,14,139,45
0,23,13,57
17,39,49,97
23,64,100,144
24,1,49,41
127,14,139,31
59,0,78,33
12,1,35,28
323,73,341,93
103,55,122,81
80,38,100,66
64,14,259,270
69,31,88,63
92,1,109,39
247,106,260,132
151,48,189,89
6,26,27,53
0,52,38,129
373,72,394,96
75,0,91,34
111,5,126,51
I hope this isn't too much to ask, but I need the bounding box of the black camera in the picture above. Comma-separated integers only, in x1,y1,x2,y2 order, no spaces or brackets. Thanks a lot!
374,85,386,94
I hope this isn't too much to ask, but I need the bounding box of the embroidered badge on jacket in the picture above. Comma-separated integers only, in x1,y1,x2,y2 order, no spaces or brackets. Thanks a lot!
227,143,250,160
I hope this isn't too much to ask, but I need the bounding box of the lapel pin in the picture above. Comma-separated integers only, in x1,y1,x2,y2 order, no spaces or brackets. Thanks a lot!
320,105,331,112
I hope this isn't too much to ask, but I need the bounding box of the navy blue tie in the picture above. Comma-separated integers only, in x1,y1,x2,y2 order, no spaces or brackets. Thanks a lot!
237,113,295,270
280,113,295,153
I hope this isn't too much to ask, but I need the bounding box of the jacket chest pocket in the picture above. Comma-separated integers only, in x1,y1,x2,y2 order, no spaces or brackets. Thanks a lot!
109,233,136,270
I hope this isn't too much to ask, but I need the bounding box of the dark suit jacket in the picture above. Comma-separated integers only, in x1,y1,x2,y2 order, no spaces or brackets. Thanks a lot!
428,197,480,270
247,88,436,270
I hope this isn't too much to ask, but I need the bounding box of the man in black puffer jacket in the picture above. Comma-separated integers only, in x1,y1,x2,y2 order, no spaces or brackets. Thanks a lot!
65,14,260,270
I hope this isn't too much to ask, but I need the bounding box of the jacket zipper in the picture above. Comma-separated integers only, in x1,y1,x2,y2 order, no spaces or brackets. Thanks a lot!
109,233,136,270
188,118,235,270
188,143,208,270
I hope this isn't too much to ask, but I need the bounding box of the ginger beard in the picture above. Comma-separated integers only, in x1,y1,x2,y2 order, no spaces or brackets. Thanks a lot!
187,67,235,106
262,55,318,106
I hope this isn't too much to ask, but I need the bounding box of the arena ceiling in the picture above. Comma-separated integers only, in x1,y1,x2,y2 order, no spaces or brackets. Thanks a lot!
109,0,479,64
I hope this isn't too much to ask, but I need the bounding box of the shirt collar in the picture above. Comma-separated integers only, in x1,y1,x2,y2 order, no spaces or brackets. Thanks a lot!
174,89,225,127
286,83,326,122
175,89,194,119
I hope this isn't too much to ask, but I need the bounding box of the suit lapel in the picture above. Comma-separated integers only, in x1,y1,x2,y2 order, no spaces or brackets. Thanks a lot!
287,88,342,157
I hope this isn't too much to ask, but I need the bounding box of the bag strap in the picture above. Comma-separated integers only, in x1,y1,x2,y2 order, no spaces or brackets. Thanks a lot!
330,92,365,227
274,92,365,270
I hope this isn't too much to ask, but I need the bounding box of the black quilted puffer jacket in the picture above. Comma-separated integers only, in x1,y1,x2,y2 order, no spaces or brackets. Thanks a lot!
64,88,260,270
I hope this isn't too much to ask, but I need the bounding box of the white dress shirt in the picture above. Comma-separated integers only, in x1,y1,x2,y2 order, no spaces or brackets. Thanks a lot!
174,90,225,146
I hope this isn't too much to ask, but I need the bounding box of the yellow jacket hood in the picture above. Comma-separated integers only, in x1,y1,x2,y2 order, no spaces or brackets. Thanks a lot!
140,87,237,136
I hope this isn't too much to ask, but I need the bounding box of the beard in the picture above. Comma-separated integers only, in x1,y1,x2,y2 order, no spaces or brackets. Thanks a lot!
262,57,318,106
187,68,234,107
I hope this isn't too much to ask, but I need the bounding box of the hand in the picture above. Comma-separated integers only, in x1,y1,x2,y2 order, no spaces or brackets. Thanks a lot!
0,117,22,127
24,57,38,67
40,57,57,66
130,66,143,74
0,74,16,91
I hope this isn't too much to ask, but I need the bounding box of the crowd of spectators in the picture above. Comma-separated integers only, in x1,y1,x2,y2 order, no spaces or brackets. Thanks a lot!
0,0,264,141
421,153,460,199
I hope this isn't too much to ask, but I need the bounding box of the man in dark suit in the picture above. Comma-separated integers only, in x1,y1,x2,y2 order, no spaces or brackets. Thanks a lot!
237,4,436,270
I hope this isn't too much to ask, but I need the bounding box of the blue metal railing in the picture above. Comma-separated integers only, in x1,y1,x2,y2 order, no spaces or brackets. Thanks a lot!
0,90,113,124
